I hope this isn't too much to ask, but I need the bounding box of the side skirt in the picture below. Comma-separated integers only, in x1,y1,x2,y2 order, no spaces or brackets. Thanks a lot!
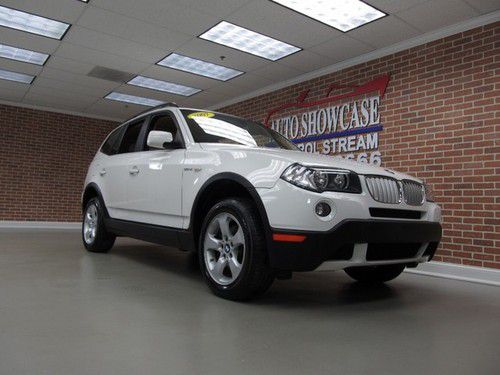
105,218,196,251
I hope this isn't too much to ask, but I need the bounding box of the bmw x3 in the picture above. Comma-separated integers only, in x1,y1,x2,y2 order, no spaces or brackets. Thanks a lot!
82,103,442,300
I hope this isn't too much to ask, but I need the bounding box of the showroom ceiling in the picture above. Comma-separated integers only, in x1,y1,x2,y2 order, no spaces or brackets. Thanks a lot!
0,0,498,121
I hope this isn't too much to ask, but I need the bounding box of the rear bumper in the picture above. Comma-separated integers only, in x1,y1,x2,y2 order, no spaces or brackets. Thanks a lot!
268,220,442,271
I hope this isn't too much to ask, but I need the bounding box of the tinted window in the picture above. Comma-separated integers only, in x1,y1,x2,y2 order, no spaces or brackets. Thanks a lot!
145,113,183,150
100,126,124,155
181,110,298,150
117,120,144,154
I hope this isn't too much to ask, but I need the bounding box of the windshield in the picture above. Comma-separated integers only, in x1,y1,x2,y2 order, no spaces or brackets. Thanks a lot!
181,110,298,150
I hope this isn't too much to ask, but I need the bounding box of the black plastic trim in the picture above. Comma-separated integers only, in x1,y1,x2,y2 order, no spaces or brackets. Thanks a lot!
82,183,109,216
268,219,442,271
105,218,195,251
189,173,272,247
369,208,423,219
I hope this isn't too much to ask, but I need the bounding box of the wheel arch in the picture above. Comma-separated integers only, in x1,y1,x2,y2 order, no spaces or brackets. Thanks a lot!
189,173,272,249
82,183,109,217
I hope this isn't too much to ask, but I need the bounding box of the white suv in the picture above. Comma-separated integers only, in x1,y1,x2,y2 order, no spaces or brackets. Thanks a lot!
82,103,442,300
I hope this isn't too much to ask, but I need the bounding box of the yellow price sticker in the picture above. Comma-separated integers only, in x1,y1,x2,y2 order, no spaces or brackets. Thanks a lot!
187,111,215,119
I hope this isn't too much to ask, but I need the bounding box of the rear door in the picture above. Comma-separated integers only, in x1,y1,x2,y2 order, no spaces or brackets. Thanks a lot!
120,110,186,228
101,118,147,220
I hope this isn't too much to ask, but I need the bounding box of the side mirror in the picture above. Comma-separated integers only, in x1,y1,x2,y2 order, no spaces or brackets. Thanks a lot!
147,131,173,149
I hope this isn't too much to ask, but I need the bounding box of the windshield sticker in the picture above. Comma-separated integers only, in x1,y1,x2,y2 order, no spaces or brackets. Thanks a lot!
188,111,215,119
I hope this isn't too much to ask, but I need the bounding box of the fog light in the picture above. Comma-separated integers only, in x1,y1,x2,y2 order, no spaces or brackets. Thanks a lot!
315,202,331,217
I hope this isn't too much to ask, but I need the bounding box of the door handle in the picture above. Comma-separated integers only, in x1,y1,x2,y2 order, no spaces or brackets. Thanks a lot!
129,166,139,175
99,169,106,176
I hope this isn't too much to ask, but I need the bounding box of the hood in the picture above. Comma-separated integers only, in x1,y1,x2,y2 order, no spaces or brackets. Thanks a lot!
199,143,421,182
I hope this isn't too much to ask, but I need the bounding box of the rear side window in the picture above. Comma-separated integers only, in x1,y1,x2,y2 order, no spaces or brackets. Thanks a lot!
100,126,124,155
117,120,144,154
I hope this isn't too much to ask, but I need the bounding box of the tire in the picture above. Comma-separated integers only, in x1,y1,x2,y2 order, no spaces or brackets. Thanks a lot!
344,264,405,283
82,197,115,253
199,198,274,301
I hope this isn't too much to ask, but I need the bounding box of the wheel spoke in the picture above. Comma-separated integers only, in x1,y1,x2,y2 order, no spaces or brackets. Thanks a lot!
212,257,227,278
231,227,245,246
204,233,222,251
228,257,242,278
217,215,231,239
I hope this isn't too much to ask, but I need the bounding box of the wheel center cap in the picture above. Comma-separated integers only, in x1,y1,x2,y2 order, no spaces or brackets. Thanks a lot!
224,244,231,253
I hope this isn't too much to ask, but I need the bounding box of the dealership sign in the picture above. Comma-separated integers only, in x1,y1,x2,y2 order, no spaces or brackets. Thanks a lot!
265,74,390,166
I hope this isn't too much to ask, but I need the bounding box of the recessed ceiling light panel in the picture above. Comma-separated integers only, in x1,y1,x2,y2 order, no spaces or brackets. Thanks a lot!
0,5,70,40
128,75,201,96
0,68,35,84
0,44,49,65
105,92,165,107
158,53,243,81
271,0,386,32
199,21,301,61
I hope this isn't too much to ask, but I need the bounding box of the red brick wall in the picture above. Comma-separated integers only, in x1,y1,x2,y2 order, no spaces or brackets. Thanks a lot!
220,23,500,269
0,105,117,222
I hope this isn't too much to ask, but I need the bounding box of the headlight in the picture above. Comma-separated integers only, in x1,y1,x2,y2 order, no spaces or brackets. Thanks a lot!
424,182,435,202
280,163,361,193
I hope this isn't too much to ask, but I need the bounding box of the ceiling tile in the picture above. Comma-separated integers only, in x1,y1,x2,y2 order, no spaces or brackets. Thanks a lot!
0,27,60,54
368,0,432,13
177,90,228,109
63,26,166,63
38,67,121,92
226,0,341,48
398,0,479,32
77,6,192,50
23,89,98,112
0,80,29,101
43,55,95,76
166,0,253,18
250,63,304,82
278,50,332,72
54,43,150,73
0,59,42,76
225,72,276,91
90,0,221,36
85,98,141,120
207,81,249,96
310,35,374,61
26,84,100,103
463,0,500,13
347,16,420,48
33,77,110,98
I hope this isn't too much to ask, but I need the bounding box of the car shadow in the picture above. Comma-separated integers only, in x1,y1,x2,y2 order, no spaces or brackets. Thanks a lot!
109,240,430,310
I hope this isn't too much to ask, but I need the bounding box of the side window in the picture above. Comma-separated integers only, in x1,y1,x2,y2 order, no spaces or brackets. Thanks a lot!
117,120,145,154
145,113,184,150
100,126,124,156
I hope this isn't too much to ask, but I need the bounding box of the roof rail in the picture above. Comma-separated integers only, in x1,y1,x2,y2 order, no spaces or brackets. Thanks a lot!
124,102,179,122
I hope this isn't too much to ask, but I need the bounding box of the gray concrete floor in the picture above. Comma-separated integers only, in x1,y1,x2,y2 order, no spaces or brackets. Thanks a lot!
0,230,499,375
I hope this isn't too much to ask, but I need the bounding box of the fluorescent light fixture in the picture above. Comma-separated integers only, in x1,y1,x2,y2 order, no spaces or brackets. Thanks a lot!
199,21,301,61
128,75,201,96
271,0,386,32
0,5,70,40
105,92,165,107
158,53,243,81
0,43,49,65
0,68,34,84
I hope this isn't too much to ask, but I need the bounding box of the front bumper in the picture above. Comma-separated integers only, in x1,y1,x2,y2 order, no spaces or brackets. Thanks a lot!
268,219,442,271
